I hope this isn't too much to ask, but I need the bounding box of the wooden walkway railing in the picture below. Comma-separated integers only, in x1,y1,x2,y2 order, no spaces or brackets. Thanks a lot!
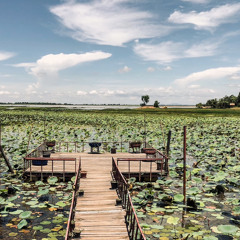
65,159,81,240
24,157,77,181
117,158,165,181
112,157,146,240
54,140,147,153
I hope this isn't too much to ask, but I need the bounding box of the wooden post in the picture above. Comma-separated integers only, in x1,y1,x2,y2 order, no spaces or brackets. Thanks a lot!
43,113,46,141
121,136,123,152
183,126,187,205
144,114,146,148
165,130,171,173
166,130,171,156
0,123,14,173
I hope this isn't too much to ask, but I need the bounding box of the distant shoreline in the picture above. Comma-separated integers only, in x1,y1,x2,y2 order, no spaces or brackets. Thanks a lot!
0,104,196,109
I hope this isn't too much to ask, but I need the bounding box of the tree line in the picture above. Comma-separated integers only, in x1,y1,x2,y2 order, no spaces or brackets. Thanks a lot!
196,92,240,108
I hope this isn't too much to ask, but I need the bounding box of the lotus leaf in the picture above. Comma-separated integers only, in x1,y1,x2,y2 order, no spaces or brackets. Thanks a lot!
173,194,184,202
56,201,66,207
17,219,28,229
33,226,43,230
40,221,51,225
35,181,45,186
167,216,179,225
19,211,32,219
26,200,38,205
47,176,58,185
37,188,49,196
188,187,201,195
217,225,238,235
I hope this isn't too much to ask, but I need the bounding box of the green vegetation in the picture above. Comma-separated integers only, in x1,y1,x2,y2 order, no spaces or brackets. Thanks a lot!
0,106,240,239
196,92,240,108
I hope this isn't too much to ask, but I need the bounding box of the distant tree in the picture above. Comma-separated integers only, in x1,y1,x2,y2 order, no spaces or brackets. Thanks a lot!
196,103,203,108
206,98,218,108
141,95,150,106
153,100,160,108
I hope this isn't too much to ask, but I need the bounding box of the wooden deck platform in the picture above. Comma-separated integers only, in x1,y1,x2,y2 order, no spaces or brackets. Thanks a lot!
24,152,163,239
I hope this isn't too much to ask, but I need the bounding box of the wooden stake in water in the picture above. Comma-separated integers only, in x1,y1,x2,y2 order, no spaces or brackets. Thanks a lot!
183,126,187,205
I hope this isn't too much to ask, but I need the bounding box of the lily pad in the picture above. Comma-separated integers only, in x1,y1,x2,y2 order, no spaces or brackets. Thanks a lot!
19,211,32,219
173,194,184,202
217,225,238,235
17,219,28,229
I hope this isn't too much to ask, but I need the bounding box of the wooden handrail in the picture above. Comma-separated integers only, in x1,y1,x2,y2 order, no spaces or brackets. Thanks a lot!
65,158,81,240
112,157,146,240
25,157,76,161
117,158,164,161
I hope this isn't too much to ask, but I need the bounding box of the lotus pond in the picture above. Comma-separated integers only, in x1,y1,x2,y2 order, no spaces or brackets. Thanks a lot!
0,107,240,239
0,175,73,240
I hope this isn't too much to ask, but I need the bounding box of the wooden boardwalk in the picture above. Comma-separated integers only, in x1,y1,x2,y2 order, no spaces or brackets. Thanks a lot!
74,153,135,240
63,152,155,240
25,151,162,239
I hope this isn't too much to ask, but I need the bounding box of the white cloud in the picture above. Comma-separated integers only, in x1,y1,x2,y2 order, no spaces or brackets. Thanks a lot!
50,0,172,46
26,82,40,94
0,51,15,61
134,42,182,64
169,3,240,30
76,87,174,99
147,67,155,72
181,0,210,3
230,75,240,80
77,91,88,96
188,84,200,89
0,91,10,95
13,63,36,68
134,41,218,64
174,66,240,86
163,66,172,71
14,51,112,79
185,42,218,58
118,66,131,73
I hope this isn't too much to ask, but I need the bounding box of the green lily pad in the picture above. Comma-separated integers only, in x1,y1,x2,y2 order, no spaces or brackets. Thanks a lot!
203,236,218,240
217,225,238,235
17,219,28,229
40,221,51,225
10,209,23,215
19,211,32,219
47,176,58,185
173,194,184,202
56,201,66,207
167,216,179,225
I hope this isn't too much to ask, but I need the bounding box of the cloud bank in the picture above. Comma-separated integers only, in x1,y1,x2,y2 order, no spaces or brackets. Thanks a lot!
50,0,172,46
0,51,15,61
169,3,240,30
174,66,240,86
14,51,112,78
181,0,211,4
134,41,218,64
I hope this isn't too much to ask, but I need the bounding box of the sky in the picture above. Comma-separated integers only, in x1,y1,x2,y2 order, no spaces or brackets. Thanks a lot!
0,0,240,105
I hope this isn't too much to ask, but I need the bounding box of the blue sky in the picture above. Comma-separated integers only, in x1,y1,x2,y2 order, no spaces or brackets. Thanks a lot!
0,0,240,105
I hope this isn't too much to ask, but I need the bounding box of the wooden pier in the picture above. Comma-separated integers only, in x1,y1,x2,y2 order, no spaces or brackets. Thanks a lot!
24,151,164,239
